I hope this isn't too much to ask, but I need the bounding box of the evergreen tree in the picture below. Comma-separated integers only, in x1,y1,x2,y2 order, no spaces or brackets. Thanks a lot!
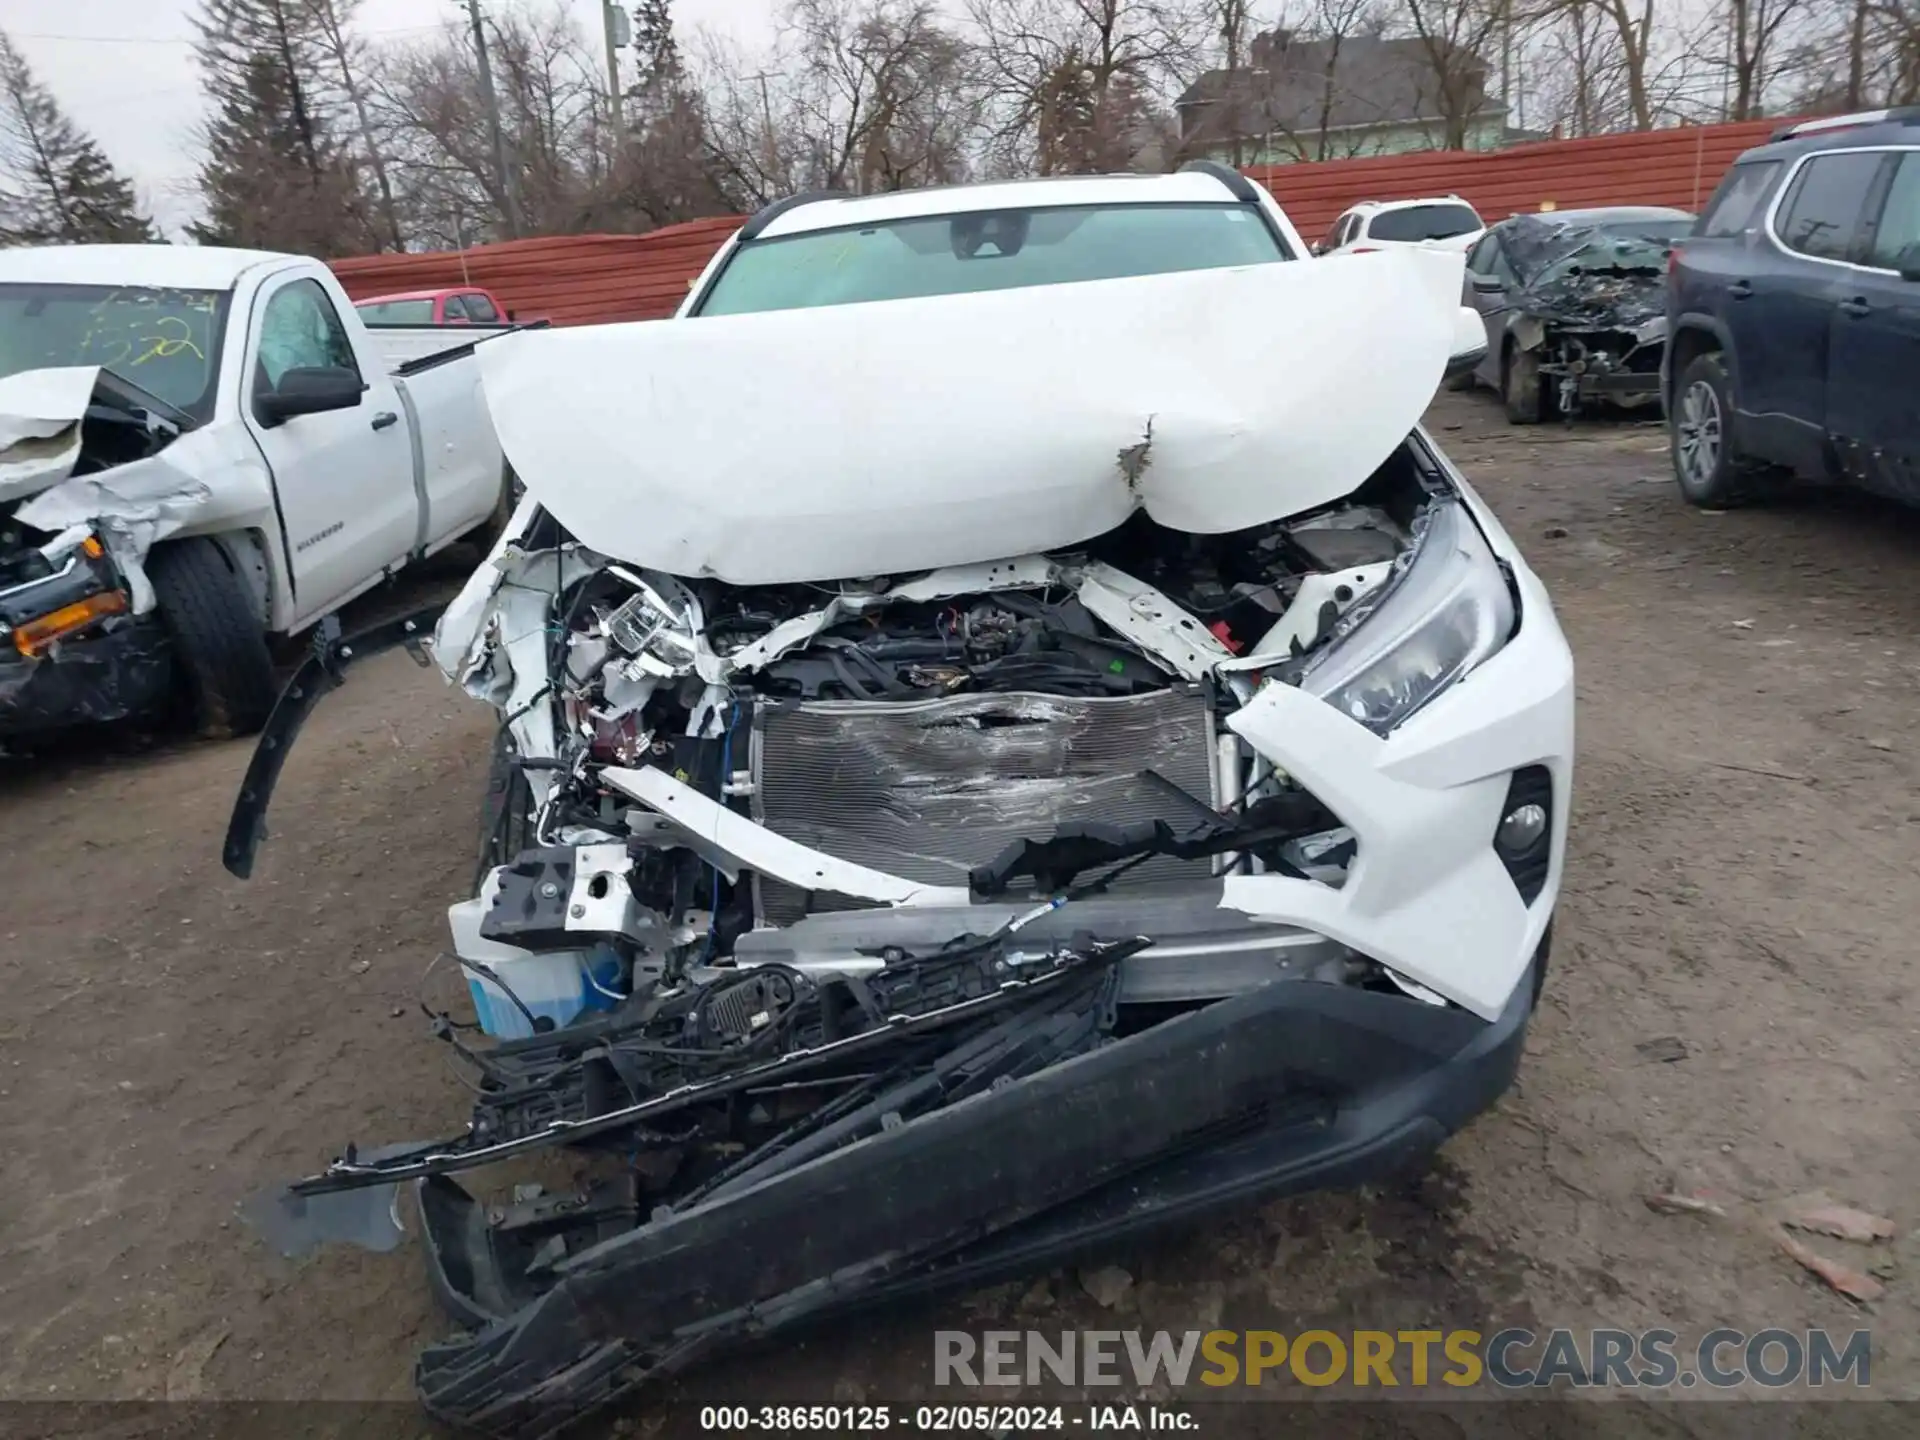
0,29,157,245
188,0,375,256
628,0,685,114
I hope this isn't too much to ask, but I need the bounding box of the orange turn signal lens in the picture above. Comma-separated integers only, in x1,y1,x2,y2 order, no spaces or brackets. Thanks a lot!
81,535,105,559
13,590,129,658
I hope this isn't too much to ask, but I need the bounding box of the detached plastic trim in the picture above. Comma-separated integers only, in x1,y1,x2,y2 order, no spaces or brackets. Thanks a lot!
738,190,849,241
1179,159,1261,205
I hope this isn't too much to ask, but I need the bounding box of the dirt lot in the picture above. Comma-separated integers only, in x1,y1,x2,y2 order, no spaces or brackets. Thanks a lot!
3,390,1917,1429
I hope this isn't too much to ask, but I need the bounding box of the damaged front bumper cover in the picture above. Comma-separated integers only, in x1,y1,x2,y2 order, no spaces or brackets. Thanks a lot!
407,942,1543,1438
0,613,173,737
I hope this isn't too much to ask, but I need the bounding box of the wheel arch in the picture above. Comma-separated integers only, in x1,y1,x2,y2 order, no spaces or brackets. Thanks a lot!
1665,317,1736,411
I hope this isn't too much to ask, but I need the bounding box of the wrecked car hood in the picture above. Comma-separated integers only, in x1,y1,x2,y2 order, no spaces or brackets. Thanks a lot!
0,366,95,502
1503,215,1678,329
475,249,1467,586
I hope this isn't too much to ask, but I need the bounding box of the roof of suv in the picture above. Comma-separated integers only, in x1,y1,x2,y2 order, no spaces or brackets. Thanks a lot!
1497,205,1692,227
752,171,1261,240
1738,106,1920,165
1346,195,1477,215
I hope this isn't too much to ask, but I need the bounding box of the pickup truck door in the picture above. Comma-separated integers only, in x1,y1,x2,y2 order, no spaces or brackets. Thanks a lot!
240,271,416,620
1740,149,1883,475
1826,148,1920,501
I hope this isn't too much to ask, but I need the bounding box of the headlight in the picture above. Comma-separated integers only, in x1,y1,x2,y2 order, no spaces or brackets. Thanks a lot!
1297,499,1514,734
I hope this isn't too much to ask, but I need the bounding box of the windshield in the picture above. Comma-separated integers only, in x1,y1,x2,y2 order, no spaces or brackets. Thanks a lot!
0,283,231,422
695,202,1291,316
357,297,436,325
1368,203,1481,243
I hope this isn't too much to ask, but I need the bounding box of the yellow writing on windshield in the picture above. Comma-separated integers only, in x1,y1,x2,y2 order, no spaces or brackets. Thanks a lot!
75,289,212,373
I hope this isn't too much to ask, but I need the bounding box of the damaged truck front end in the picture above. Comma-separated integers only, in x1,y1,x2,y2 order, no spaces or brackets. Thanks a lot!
0,368,197,736
231,246,1574,1437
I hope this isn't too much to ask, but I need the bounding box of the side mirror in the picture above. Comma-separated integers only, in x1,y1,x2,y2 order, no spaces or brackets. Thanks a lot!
257,366,365,427
1470,273,1505,295
506,309,518,322
1445,305,1487,380
1897,241,1920,283
1311,242,1327,256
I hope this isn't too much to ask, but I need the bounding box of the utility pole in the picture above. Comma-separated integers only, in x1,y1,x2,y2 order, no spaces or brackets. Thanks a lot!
1499,0,1512,122
749,71,777,181
462,0,521,238
602,2,627,149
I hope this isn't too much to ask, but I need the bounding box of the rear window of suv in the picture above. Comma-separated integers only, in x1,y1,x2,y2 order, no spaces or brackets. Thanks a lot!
1366,203,1482,242
1698,161,1782,237
1775,151,1883,260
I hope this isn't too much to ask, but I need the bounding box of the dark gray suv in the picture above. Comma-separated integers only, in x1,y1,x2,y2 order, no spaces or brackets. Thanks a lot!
1666,107,1920,507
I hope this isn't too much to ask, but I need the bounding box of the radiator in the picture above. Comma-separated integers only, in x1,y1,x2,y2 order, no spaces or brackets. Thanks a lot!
750,687,1218,925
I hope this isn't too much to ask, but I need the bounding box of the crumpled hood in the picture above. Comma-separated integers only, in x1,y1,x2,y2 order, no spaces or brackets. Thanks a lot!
0,365,96,503
476,248,1466,585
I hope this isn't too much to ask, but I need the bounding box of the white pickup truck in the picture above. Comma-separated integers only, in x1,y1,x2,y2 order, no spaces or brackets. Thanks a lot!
0,244,517,739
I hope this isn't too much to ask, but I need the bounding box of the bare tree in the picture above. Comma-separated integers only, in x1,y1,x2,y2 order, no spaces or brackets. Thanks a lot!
965,0,1202,173
1529,2,1626,132
308,0,404,248
1780,0,1920,110
1401,0,1507,146
1532,0,1660,127
368,5,602,247
1210,0,1257,165
696,0,986,202
1238,1,1397,163
1725,0,1813,115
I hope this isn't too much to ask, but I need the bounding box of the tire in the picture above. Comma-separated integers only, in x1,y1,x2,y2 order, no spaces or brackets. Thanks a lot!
1503,346,1548,425
145,536,278,738
1671,351,1776,508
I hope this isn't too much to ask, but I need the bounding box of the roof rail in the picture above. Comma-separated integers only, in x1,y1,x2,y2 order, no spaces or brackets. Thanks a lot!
1179,159,1260,205
738,189,848,241
1770,106,1920,142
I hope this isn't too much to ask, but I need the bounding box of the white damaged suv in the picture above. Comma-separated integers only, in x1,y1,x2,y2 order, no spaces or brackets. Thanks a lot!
228,164,1574,1432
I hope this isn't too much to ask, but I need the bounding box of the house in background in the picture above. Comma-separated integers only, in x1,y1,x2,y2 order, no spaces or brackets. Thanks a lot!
1177,28,1531,166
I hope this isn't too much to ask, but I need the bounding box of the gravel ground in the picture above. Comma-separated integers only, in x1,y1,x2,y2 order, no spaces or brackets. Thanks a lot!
2,390,1915,1433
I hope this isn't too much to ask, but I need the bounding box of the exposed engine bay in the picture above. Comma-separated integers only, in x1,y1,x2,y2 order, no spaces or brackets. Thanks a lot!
455,446,1446,968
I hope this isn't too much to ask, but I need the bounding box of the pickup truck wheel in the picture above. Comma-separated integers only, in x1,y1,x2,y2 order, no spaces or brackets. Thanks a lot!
1503,348,1547,425
1671,352,1775,507
146,537,278,739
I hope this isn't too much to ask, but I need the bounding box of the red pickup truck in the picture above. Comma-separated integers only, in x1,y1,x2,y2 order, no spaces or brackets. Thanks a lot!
353,286,514,325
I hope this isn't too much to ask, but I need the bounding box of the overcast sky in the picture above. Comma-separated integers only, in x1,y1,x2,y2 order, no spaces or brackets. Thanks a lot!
10,0,780,236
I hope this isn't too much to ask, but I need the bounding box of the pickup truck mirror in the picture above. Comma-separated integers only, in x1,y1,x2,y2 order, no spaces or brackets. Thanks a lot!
1896,241,1920,283
257,366,366,427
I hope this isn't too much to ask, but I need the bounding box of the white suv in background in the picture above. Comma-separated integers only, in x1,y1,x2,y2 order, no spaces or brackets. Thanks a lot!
1317,196,1487,257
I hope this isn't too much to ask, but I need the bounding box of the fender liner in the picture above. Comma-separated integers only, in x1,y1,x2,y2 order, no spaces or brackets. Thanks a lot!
221,604,445,878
